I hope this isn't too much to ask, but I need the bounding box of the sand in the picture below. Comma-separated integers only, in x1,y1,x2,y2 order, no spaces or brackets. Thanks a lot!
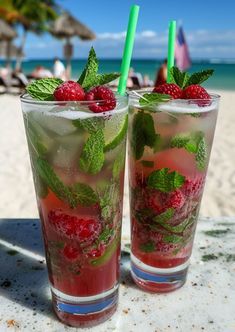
0,90,234,218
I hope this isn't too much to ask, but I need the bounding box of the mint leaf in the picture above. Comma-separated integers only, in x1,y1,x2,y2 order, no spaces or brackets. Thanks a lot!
131,111,158,160
33,172,48,198
112,150,125,179
72,117,104,133
98,182,119,222
98,228,114,243
147,168,185,193
26,78,63,101
97,73,120,85
140,241,155,253
171,132,207,171
139,93,171,107
154,213,192,234
79,129,105,174
154,208,175,223
36,158,76,207
135,208,154,224
163,234,182,244
91,233,120,266
170,66,190,89
77,47,99,90
141,160,154,168
71,183,98,206
27,126,48,156
196,137,207,170
185,69,214,87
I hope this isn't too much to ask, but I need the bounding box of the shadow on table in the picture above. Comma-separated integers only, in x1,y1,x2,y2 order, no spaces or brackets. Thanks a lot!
0,219,137,321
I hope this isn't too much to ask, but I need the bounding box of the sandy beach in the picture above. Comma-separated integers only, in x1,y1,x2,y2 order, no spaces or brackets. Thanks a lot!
0,90,234,218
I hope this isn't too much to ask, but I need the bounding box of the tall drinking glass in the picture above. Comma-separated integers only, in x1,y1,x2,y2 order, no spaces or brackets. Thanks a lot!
128,91,219,292
21,94,128,327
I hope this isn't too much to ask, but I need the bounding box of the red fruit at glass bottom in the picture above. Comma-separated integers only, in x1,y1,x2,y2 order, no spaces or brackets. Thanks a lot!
166,189,185,209
153,83,182,99
182,176,205,198
87,244,105,258
54,81,85,101
85,86,116,113
62,244,80,260
182,84,210,100
48,210,101,243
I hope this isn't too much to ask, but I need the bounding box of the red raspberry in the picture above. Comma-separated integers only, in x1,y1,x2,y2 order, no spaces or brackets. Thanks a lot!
87,244,105,258
166,189,185,209
85,86,116,113
156,242,174,253
182,85,210,100
48,210,101,243
181,176,205,198
62,244,80,260
54,81,85,101
146,190,164,214
153,83,182,99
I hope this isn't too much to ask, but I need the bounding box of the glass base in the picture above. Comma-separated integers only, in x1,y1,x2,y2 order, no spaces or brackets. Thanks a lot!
131,253,189,293
51,284,119,327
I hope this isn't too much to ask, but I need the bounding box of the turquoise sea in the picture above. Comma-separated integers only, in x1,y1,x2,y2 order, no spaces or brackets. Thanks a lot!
1,59,235,90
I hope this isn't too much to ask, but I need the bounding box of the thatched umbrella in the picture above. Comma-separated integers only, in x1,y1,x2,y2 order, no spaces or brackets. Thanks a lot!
50,12,95,77
0,19,17,68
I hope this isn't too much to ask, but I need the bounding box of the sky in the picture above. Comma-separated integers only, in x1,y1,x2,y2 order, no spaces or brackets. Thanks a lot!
17,0,235,59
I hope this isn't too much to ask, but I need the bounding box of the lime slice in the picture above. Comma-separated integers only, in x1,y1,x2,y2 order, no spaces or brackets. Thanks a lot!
104,114,128,152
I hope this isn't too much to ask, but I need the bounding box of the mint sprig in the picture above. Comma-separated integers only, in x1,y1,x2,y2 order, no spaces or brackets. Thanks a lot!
147,168,185,193
79,129,105,174
71,183,98,206
72,117,105,133
140,241,155,253
131,111,159,160
154,208,175,223
77,47,120,91
36,157,76,207
139,93,171,107
170,66,214,89
26,78,63,101
171,131,207,171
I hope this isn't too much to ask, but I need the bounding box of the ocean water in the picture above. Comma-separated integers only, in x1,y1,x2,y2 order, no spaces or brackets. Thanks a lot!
1,59,235,90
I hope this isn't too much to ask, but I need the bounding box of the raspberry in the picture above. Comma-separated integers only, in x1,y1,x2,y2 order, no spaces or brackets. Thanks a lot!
48,210,101,243
146,190,164,214
181,176,205,198
166,189,185,209
85,86,116,113
62,244,80,260
153,83,182,99
54,81,85,101
182,85,210,100
87,244,105,258
156,242,174,253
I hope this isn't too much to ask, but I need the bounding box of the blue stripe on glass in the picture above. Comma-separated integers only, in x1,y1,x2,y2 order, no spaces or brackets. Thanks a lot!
131,263,187,283
56,297,115,315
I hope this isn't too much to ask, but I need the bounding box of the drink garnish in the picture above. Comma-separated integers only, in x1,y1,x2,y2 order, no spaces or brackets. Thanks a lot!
147,167,185,193
79,129,105,174
70,183,98,206
153,83,182,99
26,47,119,112
104,114,128,152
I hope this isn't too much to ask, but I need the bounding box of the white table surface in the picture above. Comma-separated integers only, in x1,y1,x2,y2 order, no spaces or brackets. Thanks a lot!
0,216,235,332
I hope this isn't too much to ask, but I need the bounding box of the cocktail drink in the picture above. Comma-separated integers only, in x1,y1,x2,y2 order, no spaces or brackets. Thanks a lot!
21,48,128,327
128,68,220,292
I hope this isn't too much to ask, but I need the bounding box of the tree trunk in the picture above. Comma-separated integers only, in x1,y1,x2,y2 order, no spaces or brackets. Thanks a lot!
15,28,27,71
64,38,73,79
5,40,12,92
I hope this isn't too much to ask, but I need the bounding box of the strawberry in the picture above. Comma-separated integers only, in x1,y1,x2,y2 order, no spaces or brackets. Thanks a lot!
54,81,85,101
48,210,101,243
146,190,164,215
182,84,210,100
181,176,205,198
85,86,116,113
153,83,182,99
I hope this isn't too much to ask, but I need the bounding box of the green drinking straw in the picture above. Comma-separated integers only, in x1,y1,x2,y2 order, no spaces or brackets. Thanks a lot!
118,5,140,95
167,20,176,83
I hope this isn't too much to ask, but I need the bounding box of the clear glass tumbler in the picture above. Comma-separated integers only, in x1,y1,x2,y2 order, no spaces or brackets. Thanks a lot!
21,94,128,327
128,90,219,292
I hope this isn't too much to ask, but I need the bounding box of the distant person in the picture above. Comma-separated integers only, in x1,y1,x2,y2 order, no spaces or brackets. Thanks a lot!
53,57,66,80
128,67,143,88
154,59,167,87
31,66,53,79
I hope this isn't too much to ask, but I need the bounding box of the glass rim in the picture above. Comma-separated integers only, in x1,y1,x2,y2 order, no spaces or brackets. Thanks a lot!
20,92,128,106
128,89,221,102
